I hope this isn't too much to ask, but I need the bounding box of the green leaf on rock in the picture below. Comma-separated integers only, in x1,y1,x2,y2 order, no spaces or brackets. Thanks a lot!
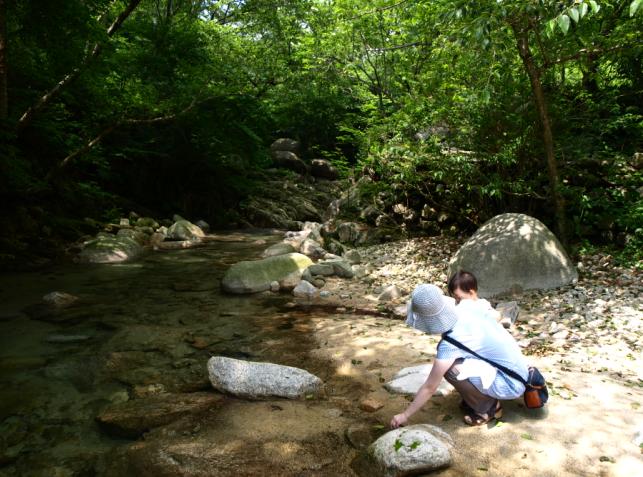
599,456,615,463
521,433,534,440
394,439,403,452
409,440,421,450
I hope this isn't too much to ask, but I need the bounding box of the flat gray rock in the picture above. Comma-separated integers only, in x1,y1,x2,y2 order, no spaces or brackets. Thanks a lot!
496,301,520,327
42,292,79,308
300,238,326,259
369,424,454,477
207,356,323,399
307,263,335,276
293,280,318,298
448,213,577,297
378,285,404,302
385,364,453,397
261,242,296,258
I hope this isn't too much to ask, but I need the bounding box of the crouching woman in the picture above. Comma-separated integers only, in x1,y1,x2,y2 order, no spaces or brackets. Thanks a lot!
391,284,529,428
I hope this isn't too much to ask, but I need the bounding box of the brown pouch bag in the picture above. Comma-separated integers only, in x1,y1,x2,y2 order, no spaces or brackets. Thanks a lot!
523,367,548,409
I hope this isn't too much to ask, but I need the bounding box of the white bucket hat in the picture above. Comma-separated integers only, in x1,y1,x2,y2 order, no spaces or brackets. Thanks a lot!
406,284,459,334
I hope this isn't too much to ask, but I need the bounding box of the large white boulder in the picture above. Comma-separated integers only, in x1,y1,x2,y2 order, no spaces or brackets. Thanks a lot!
369,424,454,476
207,356,323,399
221,253,313,294
448,213,577,297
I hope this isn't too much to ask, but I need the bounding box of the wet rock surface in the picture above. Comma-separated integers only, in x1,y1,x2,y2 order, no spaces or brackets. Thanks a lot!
96,392,224,438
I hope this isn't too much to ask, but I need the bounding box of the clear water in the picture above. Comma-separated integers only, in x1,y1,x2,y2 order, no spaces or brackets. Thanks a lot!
0,230,356,475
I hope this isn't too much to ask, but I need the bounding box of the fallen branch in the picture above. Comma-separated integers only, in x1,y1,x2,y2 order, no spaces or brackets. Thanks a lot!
47,97,202,181
542,44,636,68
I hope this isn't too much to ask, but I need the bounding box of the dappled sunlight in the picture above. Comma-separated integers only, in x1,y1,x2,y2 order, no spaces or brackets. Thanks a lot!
518,222,533,239
307,307,642,476
263,441,302,459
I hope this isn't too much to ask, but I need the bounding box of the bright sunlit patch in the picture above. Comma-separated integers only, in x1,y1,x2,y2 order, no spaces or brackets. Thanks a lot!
336,361,357,376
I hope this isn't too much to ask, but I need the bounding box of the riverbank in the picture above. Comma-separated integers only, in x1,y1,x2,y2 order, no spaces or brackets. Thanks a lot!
298,235,643,476
0,232,640,476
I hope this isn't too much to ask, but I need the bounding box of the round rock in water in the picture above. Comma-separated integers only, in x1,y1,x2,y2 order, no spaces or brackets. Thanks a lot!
369,424,454,476
42,291,79,308
79,235,143,264
167,220,205,241
207,356,323,399
448,213,577,297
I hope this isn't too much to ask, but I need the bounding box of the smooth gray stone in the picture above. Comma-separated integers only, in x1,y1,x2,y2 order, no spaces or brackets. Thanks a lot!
207,356,323,399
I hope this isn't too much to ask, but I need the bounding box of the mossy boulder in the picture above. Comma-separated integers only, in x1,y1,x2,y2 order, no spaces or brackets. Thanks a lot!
78,235,143,264
221,253,313,294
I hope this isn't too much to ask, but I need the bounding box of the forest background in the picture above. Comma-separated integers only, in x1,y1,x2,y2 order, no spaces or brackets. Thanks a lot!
0,0,641,267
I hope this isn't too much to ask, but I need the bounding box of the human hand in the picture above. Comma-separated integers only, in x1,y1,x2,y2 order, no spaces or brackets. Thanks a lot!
390,413,408,429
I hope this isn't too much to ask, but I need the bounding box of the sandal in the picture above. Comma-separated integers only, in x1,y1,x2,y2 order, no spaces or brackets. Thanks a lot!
459,400,474,413
463,401,502,426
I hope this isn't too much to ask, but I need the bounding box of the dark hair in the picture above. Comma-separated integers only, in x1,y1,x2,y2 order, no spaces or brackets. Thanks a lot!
448,270,478,296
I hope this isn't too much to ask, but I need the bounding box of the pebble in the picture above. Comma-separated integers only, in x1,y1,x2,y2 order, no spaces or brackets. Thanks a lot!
359,398,384,412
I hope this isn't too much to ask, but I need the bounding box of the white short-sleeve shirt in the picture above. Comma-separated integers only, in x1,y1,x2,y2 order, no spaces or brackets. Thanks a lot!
437,310,529,399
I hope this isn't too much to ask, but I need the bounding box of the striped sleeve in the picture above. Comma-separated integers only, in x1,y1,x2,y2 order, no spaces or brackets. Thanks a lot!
436,340,466,360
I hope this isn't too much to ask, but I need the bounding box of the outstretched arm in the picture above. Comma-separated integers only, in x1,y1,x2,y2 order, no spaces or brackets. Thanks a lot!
390,358,455,428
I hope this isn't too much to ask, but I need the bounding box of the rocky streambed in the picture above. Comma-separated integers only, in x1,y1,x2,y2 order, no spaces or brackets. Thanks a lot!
0,229,641,477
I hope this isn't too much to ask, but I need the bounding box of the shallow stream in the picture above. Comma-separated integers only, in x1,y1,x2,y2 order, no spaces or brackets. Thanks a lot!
0,231,382,476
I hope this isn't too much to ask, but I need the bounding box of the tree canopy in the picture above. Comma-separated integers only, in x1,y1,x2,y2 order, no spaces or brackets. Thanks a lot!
0,0,641,263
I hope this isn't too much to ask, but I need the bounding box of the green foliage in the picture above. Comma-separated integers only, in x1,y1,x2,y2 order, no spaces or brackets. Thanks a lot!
0,0,641,261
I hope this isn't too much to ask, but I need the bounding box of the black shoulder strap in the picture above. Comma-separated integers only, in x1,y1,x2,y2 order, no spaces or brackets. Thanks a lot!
441,332,527,386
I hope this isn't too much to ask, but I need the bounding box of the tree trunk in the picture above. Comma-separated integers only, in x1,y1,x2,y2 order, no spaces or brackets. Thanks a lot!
511,24,567,244
17,0,142,132
0,0,8,120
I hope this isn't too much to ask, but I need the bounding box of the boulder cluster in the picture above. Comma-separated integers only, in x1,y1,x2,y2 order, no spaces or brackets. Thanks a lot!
222,221,366,296
76,214,210,264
